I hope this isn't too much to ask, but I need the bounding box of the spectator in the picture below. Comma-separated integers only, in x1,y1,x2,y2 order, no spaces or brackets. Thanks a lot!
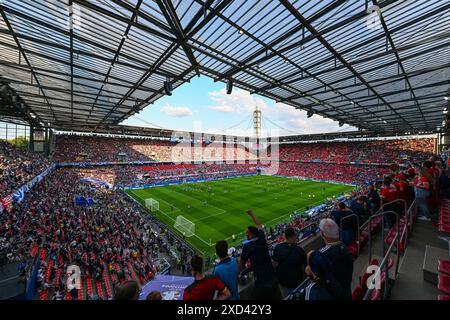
414,165,432,221
213,240,240,300
380,176,400,229
272,227,307,297
183,255,230,300
239,210,282,300
330,202,357,246
295,250,346,300
114,280,140,300
367,184,381,213
350,196,367,221
318,219,353,300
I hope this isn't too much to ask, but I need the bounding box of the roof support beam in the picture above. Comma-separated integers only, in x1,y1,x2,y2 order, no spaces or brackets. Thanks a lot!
372,0,428,129
0,7,55,124
257,1,450,93
102,0,233,127
279,0,413,130
213,0,353,81
157,0,199,75
71,0,175,42
86,0,144,121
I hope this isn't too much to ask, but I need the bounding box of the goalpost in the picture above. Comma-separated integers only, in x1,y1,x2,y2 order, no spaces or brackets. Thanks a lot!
174,215,195,237
145,198,159,212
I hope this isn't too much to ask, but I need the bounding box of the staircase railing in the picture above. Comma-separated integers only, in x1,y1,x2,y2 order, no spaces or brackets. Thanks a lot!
363,213,400,300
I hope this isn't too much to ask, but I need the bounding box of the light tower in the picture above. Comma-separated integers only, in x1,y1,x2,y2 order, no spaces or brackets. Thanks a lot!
253,105,262,160
253,105,262,139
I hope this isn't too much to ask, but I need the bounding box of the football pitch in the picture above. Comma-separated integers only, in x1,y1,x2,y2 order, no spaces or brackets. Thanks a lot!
126,175,354,256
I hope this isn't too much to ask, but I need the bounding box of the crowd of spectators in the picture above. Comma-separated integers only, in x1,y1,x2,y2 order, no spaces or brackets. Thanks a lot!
1,135,446,301
277,162,389,185
68,163,258,188
0,140,51,198
53,135,255,163
0,167,194,300
277,138,434,164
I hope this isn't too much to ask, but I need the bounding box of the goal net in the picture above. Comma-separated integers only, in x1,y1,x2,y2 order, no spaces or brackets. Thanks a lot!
145,198,159,212
174,215,195,237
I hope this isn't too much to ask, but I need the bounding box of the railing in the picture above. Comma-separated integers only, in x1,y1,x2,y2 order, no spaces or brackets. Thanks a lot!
366,210,401,278
360,198,406,264
285,197,417,301
363,211,400,300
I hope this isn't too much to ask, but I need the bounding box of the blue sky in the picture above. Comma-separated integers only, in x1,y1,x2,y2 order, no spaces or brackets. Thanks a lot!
121,76,355,136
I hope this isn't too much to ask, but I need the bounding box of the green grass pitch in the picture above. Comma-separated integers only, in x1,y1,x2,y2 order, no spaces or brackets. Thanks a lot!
125,175,354,256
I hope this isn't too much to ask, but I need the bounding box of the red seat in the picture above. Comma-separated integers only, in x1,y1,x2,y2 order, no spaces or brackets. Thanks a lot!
438,260,450,276
347,242,359,258
438,275,450,295
439,225,450,234
438,294,450,300
352,286,364,300
370,289,381,300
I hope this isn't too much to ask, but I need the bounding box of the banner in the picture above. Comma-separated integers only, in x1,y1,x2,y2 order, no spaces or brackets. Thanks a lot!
80,177,111,189
74,196,96,207
138,275,193,300
0,164,56,211
12,164,55,203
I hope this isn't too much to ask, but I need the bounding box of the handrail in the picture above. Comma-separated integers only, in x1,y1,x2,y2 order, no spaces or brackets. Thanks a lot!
367,210,401,275
361,198,407,262
363,218,400,300
284,277,309,300
360,198,407,229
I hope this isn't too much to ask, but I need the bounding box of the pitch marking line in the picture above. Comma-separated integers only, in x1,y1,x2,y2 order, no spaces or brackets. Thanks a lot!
130,191,212,247
168,187,226,215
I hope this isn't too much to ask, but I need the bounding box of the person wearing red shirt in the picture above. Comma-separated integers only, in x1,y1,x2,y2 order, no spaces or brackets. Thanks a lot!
183,255,230,300
380,177,399,229
414,166,432,221
407,166,416,179
395,173,409,205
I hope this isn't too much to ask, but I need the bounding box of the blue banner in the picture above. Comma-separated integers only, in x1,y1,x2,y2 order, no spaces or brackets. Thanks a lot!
12,164,55,203
138,275,193,300
80,177,111,189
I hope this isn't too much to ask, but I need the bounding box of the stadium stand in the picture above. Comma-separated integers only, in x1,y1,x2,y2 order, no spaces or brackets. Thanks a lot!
1,133,447,300
1,0,450,303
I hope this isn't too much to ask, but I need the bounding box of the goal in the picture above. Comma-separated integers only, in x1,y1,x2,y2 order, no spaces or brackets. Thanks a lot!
145,198,159,212
174,215,195,237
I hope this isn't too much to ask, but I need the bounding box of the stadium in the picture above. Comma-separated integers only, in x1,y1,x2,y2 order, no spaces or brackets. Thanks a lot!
0,0,450,303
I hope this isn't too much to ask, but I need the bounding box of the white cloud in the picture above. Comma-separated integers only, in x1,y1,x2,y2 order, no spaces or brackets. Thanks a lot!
208,88,266,114
159,104,193,117
209,105,235,113
207,88,356,135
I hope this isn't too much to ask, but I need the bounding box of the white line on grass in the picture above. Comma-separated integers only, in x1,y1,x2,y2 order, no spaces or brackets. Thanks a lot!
168,187,226,214
129,191,214,247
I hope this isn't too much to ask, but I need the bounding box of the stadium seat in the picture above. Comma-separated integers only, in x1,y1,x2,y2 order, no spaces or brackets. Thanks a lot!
54,268,63,287
39,290,48,301
86,277,93,298
437,275,450,295
438,260,450,276
438,295,450,300
96,280,105,300
30,243,38,258
370,289,382,300
347,241,359,258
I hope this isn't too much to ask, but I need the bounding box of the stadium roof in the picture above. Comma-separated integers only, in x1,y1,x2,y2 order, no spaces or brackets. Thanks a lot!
0,0,449,134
